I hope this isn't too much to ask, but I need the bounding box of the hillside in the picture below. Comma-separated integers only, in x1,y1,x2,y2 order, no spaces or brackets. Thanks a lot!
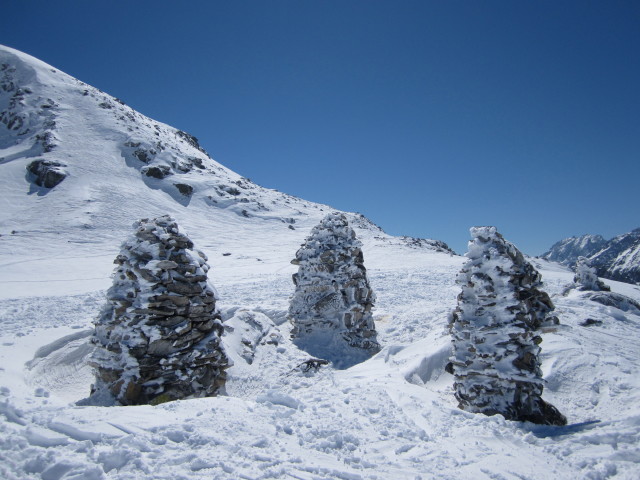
1,45,640,479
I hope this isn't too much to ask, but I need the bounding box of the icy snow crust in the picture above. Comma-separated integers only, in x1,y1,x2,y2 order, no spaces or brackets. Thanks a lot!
1,45,640,479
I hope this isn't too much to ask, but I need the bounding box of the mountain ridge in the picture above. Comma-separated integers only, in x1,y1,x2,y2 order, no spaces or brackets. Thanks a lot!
542,229,640,286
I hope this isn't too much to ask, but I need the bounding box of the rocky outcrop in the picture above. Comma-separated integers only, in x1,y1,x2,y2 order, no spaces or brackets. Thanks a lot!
26,159,67,188
174,183,193,196
399,236,456,254
88,215,228,405
449,226,566,426
1,60,58,152
289,213,380,368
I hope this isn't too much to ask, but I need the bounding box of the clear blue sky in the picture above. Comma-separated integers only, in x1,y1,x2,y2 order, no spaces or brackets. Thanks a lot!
2,1,638,255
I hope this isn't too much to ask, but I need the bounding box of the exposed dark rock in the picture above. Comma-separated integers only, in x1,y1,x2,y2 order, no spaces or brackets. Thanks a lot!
35,131,56,152
141,165,172,179
581,319,603,327
26,159,67,188
188,156,205,169
133,148,153,164
222,185,241,196
299,358,330,373
399,236,456,255
174,183,193,196
175,129,207,154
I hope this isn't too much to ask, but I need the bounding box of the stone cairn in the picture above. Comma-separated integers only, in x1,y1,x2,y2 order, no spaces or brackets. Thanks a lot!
89,215,228,405
448,226,566,425
289,213,380,368
574,256,610,292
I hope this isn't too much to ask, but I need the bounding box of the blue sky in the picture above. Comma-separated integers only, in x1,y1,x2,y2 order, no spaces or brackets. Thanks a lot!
2,1,638,255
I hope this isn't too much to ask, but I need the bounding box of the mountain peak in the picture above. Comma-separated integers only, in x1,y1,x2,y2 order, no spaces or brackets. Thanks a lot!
543,229,640,285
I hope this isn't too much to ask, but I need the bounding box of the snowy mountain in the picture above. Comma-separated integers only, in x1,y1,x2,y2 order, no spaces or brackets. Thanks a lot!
590,229,640,286
541,234,607,266
2,45,640,479
543,230,640,285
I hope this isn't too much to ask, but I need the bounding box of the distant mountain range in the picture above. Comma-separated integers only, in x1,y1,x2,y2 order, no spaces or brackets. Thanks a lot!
542,229,640,285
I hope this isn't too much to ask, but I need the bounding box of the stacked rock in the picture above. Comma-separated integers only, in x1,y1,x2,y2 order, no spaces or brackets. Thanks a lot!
90,215,228,405
449,226,566,425
289,213,380,368
574,256,610,291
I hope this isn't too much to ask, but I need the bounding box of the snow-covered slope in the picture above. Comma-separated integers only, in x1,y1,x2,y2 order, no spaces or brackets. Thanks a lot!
1,45,640,479
543,230,640,286
0,44,452,299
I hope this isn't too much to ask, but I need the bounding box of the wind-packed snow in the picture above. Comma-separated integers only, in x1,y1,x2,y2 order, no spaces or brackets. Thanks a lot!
1,45,640,479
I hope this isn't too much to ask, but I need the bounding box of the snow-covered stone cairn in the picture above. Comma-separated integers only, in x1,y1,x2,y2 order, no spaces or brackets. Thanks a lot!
89,215,228,405
289,213,380,368
574,256,610,291
448,226,566,425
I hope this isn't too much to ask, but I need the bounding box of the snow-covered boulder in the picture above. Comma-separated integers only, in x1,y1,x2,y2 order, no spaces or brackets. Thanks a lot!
26,159,67,188
449,226,566,425
222,309,282,366
584,291,640,314
289,213,380,368
574,256,610,291
87,215,228,405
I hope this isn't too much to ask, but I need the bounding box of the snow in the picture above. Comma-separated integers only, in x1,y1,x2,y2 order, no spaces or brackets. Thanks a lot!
1,44,640,479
